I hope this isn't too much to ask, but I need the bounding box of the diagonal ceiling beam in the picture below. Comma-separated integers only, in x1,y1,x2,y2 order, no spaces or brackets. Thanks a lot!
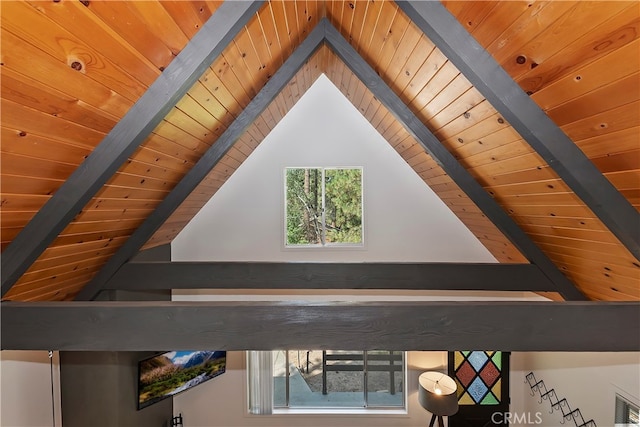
104,261,556,292
323,23,586,301
397,0,640,260
2,301,638,351
74,19,328,301
0,1,265,297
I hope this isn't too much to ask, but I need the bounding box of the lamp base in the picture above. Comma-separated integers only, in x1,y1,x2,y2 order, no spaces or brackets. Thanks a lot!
428,414,445,427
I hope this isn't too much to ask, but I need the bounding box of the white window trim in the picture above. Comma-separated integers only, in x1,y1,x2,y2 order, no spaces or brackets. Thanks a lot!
283,166,364,249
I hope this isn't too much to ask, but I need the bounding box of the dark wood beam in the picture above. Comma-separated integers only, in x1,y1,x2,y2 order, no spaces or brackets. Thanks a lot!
2,301,638,351
74,20,328,301
0,1,265,297
105,261,556,292
397,1,640,261
322,23,585,301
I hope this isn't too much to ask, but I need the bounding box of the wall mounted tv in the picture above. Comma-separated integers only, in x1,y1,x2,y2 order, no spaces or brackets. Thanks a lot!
138,350,226,410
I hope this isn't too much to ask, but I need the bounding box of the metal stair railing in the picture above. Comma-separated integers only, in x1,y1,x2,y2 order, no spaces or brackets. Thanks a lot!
525,372,596,427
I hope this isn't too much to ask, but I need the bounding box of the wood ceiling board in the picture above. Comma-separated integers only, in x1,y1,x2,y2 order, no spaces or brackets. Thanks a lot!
531,38,640,110
459,0,535,47
1,175,64,201
1,99,106,149
577,127,640,159
562,99,640,142
159,1,220,40
15,253,115,286
356,0,390,63
373,5,412,77
0,28,133,118
398,1,640,261
83,1,180,70
3,301,638,351
547,73,639,127
516,3,640,95
544,251,640,286
22,0,161,86
0,68,119,134
0,1,264,297
7,273,97,303
429,87,486,132
28,245,121,275
434,104,506,145
446,1,498,36
2,1,147,103
483,1,577,76
499,2,634,86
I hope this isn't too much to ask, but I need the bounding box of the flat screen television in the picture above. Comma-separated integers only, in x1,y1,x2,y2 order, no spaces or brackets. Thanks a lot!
137,350,226,410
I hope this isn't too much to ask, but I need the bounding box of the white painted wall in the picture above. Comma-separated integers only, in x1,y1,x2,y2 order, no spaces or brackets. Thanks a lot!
0,351,62,427
172,74,496,263
511,352,640,427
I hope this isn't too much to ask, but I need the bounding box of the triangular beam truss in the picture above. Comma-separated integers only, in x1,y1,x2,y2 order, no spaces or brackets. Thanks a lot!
77,19,584,301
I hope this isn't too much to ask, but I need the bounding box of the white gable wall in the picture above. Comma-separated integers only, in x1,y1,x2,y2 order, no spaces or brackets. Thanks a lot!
172,74,496,263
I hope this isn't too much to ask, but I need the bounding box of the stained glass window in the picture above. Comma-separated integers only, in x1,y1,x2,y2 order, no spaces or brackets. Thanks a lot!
452,351,503,405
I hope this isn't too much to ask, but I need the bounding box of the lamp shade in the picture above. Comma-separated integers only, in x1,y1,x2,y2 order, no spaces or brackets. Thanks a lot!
418,371,459,416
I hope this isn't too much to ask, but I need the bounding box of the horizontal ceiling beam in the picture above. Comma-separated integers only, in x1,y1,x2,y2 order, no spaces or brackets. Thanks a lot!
0,1,265,297
2,301,638,351
74,18,328,301
397,1,640,260
106,261,556,292
322,22,585,301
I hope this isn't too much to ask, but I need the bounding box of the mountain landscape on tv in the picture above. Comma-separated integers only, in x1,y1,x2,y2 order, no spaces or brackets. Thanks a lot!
138,350,226,409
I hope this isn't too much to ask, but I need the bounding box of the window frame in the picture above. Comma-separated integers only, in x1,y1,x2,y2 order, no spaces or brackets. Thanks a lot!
615,394,640,426
283,166,364,248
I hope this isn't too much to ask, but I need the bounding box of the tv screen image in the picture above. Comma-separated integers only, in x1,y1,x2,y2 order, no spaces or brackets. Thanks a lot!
138,350,226,409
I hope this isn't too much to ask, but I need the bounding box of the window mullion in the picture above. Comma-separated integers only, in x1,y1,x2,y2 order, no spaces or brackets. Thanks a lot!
363,351,369,408
285,351,290,408
321,168,326,245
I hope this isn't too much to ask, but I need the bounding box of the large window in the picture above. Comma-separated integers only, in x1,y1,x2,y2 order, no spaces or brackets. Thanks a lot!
285,167,363,247
272,350,405,410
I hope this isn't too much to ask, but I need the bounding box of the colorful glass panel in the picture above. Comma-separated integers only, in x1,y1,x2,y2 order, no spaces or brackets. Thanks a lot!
479,360,500,386
481,392,499,405
456,361,476,387
459,392,475,405
492,352,502,370
452,351,504,405
468,377,489,402
468,351,489,371
492,378,502,401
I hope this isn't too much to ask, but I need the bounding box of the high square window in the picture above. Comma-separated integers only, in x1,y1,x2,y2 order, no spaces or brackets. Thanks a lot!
284,167,363,247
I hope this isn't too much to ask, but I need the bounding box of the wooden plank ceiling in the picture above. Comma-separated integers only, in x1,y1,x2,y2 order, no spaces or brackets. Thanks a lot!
1,1,638,302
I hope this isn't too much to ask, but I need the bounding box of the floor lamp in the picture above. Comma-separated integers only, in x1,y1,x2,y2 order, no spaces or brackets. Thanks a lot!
418,371,459,427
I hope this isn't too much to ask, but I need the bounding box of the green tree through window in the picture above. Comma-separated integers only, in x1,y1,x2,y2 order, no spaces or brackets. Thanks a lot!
285,167,363,246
